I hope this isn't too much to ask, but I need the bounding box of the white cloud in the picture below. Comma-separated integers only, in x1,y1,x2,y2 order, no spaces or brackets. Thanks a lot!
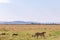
0,0,10,3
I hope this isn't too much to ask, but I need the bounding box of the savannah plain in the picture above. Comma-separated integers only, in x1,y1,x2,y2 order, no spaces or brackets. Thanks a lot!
0,24,60,40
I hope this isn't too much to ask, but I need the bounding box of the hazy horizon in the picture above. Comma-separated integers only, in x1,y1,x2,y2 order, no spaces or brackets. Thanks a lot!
0,0,60,23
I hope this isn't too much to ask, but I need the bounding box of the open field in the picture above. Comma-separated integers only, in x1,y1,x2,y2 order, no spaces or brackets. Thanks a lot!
0,24,60,40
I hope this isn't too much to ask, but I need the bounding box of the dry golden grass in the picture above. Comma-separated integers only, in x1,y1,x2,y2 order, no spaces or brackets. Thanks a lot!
0,24,60,40
0,24,60,31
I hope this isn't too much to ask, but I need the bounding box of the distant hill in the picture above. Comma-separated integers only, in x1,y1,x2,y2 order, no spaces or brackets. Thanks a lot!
0,21,40,24
0,21,59,25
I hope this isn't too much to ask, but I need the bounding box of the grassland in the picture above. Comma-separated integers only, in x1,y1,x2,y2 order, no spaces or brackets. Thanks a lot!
0,24,60,40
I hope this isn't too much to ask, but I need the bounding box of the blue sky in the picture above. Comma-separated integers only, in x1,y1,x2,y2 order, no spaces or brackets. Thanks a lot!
0,0,60,23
